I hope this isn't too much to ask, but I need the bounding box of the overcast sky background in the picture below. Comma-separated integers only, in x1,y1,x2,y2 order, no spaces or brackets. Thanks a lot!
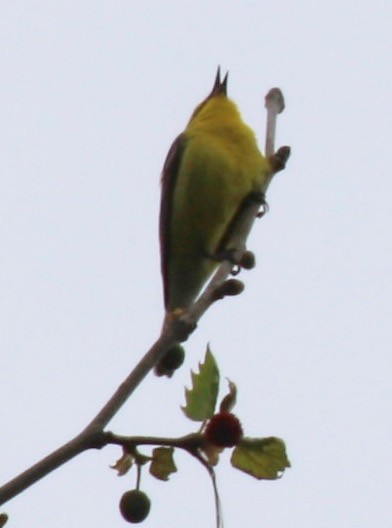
1,2,391,527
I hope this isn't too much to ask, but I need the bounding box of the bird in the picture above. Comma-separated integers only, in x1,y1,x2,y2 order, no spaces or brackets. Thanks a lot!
159,68,274,313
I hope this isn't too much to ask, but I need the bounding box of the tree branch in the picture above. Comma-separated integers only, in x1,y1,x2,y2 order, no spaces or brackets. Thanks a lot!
0,88,290,507
0,328,182,505
104,431,204,452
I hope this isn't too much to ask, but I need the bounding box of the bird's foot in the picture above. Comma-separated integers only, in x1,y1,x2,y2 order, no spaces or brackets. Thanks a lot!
244,190,269,218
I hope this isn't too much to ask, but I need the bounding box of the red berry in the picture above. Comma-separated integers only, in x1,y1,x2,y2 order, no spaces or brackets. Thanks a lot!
205,411,243,447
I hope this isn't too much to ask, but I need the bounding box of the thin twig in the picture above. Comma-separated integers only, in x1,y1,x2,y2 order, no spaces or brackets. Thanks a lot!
265,88,285,158
105,431,204,451
0,327,182,505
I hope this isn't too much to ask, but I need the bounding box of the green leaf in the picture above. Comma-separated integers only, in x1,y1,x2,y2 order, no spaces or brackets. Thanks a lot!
182,347,220,421
149,447,177,481
231,437,290,480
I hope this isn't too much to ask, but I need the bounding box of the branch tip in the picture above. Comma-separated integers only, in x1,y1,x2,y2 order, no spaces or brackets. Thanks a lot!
264,87,285,114
264,87,285,157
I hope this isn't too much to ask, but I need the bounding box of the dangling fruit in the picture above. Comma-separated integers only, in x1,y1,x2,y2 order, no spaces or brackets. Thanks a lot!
119,489,151,524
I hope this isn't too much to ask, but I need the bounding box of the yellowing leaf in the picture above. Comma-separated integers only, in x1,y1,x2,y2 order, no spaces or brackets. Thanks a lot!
231,437,290,480
203,442,224,466
219,379,237,412
149,447,177,481
182,347,220,421
110,452,134,476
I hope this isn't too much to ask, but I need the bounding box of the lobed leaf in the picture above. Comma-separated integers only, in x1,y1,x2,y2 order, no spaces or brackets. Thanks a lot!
149,447,177,481
182,347,220,421
111,452,134,476
219,379,237,413
231,437,290,480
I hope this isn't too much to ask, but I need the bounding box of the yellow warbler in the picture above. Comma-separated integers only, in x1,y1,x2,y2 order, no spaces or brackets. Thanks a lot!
160,69,273,311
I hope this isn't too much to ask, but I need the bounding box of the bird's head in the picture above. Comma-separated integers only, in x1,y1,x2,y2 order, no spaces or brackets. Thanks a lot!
187,68,240,128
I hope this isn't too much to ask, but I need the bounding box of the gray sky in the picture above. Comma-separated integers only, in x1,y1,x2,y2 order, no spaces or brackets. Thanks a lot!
1,1,391,527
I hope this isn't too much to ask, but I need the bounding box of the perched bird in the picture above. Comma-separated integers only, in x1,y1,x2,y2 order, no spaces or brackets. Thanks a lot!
159,69,274,313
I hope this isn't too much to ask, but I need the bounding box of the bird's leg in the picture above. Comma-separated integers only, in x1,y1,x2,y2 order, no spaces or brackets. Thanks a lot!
206,247,239,266
244,190,269,218
205,190,267,271
247,190,266,206
204,248,241,276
